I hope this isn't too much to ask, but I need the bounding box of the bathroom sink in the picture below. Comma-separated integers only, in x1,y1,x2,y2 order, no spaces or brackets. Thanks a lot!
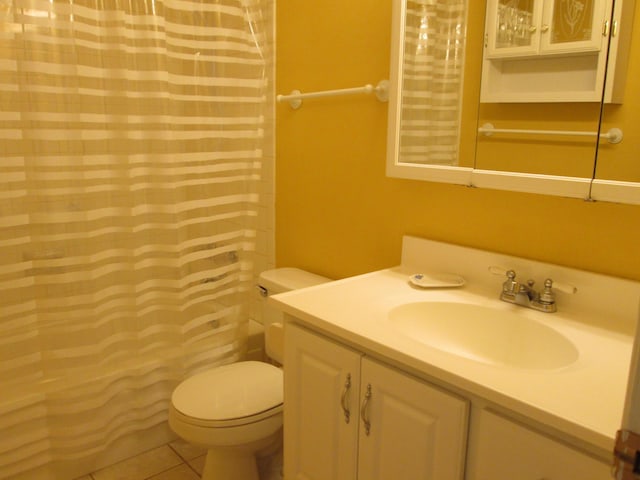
387,302,579,370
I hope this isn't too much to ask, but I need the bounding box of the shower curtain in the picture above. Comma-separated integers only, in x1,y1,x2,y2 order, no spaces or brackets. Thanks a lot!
399,0,466,165
0,0,273,477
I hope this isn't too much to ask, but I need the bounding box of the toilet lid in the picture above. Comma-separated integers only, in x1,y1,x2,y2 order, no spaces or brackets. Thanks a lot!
172,361,283,421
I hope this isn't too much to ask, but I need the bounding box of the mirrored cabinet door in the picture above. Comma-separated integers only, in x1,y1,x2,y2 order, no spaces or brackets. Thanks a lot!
486,0,608,59
481,0,614,102
486,0,542,57
541,0,607,54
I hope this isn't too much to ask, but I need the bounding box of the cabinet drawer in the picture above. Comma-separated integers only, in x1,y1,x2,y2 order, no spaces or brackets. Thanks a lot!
466,410,610,480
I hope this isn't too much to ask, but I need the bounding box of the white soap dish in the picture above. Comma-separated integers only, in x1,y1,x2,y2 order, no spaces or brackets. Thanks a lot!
409,273,465,289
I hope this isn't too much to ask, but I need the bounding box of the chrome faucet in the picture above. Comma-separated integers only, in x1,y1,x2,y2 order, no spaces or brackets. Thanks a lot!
499,270,559,313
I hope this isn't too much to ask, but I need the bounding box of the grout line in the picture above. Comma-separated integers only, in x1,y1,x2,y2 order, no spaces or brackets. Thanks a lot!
166,441,206,477
143,463,190,480
87,444,188,480
184,458,204,478
166,443,182,460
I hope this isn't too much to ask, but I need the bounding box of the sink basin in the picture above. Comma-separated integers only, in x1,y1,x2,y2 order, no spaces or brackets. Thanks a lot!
387,302,579,370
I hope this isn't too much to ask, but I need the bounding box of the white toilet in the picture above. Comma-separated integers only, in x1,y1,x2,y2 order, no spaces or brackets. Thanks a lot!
168,268,330,480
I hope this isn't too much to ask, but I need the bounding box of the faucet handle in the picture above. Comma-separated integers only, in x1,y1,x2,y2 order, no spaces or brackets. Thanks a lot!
539,279,555,305
539,278,577,306
547,278,578,295
489,267,577,294
488,265,509,276
489,267,517,285
501,269,518,293
488,266,522,282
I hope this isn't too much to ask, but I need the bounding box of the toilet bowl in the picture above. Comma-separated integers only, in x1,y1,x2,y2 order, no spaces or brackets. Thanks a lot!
168,268,330,480
169,361,284,480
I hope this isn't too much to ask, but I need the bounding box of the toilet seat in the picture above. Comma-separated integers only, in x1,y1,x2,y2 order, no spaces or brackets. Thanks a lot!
171,403,283,428
171,361,283,428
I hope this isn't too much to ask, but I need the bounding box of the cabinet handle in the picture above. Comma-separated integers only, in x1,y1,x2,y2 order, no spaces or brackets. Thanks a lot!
340,373,351,424
361,383,372,436
541,24,549,33
603,20,610,37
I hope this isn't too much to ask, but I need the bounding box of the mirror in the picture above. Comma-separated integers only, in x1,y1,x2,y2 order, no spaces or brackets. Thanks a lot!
387,0,479,186
387,0,640,204
476,0,607,180
594,0,640,203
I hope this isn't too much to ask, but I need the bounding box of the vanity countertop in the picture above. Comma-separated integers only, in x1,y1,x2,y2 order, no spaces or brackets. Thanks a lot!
271,265,634,455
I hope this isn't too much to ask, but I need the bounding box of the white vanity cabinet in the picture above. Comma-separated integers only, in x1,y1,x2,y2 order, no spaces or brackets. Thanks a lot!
283,323,468,480
272,237,637,479
485,0,608,59
466,409,611,480
283,323,613,480
283,322,361,480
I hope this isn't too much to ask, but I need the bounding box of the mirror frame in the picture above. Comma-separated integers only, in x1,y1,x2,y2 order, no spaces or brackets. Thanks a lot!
386,0,640,205
386,0,473,188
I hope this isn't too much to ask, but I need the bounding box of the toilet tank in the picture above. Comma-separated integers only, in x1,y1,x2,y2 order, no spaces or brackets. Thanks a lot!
259,267,329,298
258,268,330,363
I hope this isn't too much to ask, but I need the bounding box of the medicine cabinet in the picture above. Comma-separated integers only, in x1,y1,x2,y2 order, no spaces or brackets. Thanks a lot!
387,0,640,204
485,0,607,58
481,0,618,103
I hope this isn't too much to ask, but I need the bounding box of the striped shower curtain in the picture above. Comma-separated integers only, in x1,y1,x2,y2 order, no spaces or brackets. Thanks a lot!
0,0,272,477
399,0,467,165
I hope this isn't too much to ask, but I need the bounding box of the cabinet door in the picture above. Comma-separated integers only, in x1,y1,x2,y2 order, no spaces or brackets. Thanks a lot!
357,358,468,480
283,323,361,480
466,409,611,480
486,0,544,58
540,0,608,54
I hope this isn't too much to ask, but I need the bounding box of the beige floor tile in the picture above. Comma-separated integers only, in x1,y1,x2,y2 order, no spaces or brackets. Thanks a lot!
146,464,200,480
187,454,206,476
168,438,206,461
91,445,182,480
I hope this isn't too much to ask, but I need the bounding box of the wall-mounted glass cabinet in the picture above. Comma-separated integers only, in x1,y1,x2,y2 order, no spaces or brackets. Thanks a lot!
485,0,607,58
543,0,605,52
487,0,541,56
481,0,617,103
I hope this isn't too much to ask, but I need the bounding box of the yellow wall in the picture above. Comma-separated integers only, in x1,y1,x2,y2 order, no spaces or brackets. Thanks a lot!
275,0,640,282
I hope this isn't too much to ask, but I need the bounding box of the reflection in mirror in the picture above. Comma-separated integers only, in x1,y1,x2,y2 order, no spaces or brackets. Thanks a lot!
475,104,600,178
475,0,612,178
595,0,640,203
387,0,483,183
388,0,639,203
394,0,468,167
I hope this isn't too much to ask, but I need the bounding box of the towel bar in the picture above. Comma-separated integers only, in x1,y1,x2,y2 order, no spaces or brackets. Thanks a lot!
277,80,389,109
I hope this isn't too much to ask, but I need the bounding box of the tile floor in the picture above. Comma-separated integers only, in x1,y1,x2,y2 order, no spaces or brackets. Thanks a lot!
74,439,283,480
75,440,207,480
